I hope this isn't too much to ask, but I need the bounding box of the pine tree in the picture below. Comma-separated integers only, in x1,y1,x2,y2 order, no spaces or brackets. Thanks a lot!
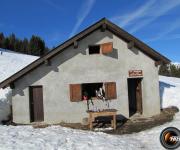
159,64,170,76
29,35,46,56
9,33,16,50
0,32,49,56
170,64,177,77
14,39,21,51
22,38,28,54
3,38,10,49
0,32,5,48
178,67,180,78
159,64,180,78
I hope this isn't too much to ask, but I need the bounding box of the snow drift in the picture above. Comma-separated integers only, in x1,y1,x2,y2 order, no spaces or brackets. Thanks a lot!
0,48,38,122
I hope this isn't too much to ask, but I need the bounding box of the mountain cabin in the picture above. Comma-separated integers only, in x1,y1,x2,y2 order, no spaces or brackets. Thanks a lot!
0,18,170,124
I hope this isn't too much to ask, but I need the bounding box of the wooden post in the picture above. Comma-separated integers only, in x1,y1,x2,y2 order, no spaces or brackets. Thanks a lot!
89,113,93,130
113,114,116,130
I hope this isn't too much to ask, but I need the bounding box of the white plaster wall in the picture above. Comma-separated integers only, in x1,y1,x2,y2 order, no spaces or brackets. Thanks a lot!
12,29,160,124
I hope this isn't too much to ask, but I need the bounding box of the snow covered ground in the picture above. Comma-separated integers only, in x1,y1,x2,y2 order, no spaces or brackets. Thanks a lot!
0,50,179,149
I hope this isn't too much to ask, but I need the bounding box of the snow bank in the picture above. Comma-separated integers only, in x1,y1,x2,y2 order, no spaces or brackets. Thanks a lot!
0,88,11,121
159,75,180,108
0,49,38,122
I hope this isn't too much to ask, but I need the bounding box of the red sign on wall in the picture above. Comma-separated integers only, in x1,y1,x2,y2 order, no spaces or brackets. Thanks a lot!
129,70,143,77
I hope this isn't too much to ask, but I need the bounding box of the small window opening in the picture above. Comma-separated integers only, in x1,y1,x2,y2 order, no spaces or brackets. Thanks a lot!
89,45,100,54
82,83,103,99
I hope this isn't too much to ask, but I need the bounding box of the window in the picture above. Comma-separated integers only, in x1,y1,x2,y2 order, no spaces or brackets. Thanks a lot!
82,83,103,98
88,42,113,55
89,45,100,54
69,82,117,102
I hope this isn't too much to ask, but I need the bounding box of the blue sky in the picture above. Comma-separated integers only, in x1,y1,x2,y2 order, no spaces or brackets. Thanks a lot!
0,0,180,62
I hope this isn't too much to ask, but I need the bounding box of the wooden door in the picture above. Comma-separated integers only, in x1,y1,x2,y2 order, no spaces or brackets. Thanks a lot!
136,79,142,114
128,78,142,117
128,79,137,116
29,86,44,122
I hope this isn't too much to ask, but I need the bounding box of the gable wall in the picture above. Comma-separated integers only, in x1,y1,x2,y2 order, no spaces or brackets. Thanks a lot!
12,29,160,124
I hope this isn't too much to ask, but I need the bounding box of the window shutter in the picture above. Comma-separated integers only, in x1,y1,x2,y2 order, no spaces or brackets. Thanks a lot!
69,84,82,102
104,82,117,100
101,42,113,54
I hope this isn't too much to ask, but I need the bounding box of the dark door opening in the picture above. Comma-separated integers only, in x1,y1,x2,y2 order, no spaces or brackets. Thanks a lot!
29,86,44,122
128,78,142,117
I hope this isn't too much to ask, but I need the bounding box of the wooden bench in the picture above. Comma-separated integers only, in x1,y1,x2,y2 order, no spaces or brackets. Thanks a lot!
87,109,117,130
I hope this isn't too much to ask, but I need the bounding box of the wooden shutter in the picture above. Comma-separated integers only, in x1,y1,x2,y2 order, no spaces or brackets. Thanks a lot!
104,82,117,100
101,42,113,54
69,84,82,102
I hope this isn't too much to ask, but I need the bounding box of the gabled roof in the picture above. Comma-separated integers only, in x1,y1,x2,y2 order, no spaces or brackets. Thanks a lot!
0,18,170,89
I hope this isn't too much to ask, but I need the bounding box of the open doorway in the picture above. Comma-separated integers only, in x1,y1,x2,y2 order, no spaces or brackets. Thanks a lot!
127,78,142,117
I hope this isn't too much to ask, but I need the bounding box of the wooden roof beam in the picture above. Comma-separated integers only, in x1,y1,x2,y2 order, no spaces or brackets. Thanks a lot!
73,41,78,49
155,60,163,67
127,41,134,49
10,83,15,89
44,59,51,66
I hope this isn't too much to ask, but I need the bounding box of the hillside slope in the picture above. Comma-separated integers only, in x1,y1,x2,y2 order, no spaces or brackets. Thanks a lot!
0,48,38,82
